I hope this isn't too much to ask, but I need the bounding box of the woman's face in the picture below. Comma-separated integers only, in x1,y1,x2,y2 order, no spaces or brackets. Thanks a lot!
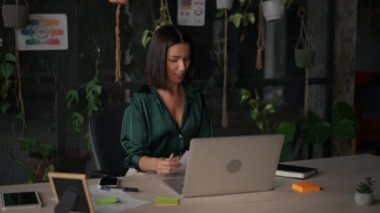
166,42,191,86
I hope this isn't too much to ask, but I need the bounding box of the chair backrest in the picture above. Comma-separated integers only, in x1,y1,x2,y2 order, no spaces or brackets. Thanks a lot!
88,103,129,177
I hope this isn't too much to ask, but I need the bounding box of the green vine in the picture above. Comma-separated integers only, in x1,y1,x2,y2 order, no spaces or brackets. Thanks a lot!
0,37,25,127
0,52,16,113
66,79,102,133
227,0,255,29
66,41,103,150
141,0,173,48
240,88,276,132
240,88,356,160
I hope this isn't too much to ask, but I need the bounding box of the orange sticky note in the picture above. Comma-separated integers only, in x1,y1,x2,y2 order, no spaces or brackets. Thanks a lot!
292,182,321,193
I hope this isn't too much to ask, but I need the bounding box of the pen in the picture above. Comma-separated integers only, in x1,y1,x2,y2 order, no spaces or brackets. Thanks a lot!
168,153,174,161
101,185,139,192
121,187,139,192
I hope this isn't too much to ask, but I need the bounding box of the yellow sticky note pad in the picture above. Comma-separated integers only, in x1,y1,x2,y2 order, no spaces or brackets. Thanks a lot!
155,196,179,207
292,182,321,193
95,196,119,205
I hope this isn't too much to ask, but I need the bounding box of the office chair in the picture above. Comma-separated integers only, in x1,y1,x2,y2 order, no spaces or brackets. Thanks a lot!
88,103,129,177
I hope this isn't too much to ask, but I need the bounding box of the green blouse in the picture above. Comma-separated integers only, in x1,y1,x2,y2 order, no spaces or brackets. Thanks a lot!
120,84,214,171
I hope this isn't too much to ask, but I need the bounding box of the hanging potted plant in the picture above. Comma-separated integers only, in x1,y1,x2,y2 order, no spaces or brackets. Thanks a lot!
294,8,315,70
262,0,293,22
216,0,234,10
2,0,29,29
141,0,173,48
294,7,316,115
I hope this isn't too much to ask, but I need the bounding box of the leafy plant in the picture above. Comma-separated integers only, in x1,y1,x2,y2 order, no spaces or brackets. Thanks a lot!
66,79,102,133
240,88,276,132
0,51,16,114
356,177,375,193
0,35,26,130
228,0,255,29
66,42,103,151
19,138,55,182
240,88,356,161
215,0,255,44
141,0,172,48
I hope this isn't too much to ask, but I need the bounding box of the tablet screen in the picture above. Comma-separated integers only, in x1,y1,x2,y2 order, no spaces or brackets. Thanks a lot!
2,192,40,207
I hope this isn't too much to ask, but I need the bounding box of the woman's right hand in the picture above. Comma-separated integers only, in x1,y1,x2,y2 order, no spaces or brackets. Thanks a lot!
155,157,181,176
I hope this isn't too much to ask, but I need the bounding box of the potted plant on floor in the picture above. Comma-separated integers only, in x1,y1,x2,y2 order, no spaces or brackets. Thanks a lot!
355,177,375,206
19,138,56,183
240,88,356,161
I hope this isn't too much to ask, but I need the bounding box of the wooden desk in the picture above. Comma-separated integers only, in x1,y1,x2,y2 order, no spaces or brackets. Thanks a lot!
1,154,379,213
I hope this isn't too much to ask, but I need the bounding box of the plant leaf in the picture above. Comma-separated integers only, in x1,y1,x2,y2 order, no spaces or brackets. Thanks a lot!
142,30,152,48
264,103,276,114
66,90,79,109
0,62,14,79
71,112,84,133
229,13,243,28
0,102,10,114
305,121,331,144
4,53,16,62
247,12,255,24
240,88,251,103
276,122,297,144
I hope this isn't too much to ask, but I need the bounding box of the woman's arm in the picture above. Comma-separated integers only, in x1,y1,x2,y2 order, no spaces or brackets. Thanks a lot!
120,97,181,175
139,156,181,175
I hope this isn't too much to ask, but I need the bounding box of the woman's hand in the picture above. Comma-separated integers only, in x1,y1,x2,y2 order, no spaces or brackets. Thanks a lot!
155,156,181,176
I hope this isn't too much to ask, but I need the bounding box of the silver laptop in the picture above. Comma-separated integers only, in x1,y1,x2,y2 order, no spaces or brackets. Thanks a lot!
164,134,284,198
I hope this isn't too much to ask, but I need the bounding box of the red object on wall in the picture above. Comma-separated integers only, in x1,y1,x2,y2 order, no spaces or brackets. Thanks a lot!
355,72,374,85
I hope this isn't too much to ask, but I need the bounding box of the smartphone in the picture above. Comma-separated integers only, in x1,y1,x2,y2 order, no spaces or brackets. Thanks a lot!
98,176,119,188
0,191,43,210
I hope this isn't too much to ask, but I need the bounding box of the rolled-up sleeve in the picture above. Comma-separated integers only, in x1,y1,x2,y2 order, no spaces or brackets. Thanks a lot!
120,100,149,171
120,84,214,172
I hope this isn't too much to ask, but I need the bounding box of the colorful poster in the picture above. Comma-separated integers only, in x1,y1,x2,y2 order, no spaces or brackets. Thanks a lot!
177,0,205,26
17,14,68,51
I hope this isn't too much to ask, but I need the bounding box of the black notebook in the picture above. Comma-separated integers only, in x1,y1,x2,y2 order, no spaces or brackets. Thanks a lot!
275,164,318,179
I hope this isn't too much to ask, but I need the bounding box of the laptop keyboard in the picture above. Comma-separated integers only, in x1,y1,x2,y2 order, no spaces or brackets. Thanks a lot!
162,178,184,195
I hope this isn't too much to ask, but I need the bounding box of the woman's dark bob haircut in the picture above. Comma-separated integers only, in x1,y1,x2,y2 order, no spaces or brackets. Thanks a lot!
145,25,193,89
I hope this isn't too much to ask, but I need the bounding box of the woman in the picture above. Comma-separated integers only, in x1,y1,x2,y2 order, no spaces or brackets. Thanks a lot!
121,25,214,176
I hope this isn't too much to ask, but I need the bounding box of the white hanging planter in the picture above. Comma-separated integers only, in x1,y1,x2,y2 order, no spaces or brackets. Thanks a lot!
354,192,374,206
262,0,285,22
2,2,29,29
216,0,234,10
